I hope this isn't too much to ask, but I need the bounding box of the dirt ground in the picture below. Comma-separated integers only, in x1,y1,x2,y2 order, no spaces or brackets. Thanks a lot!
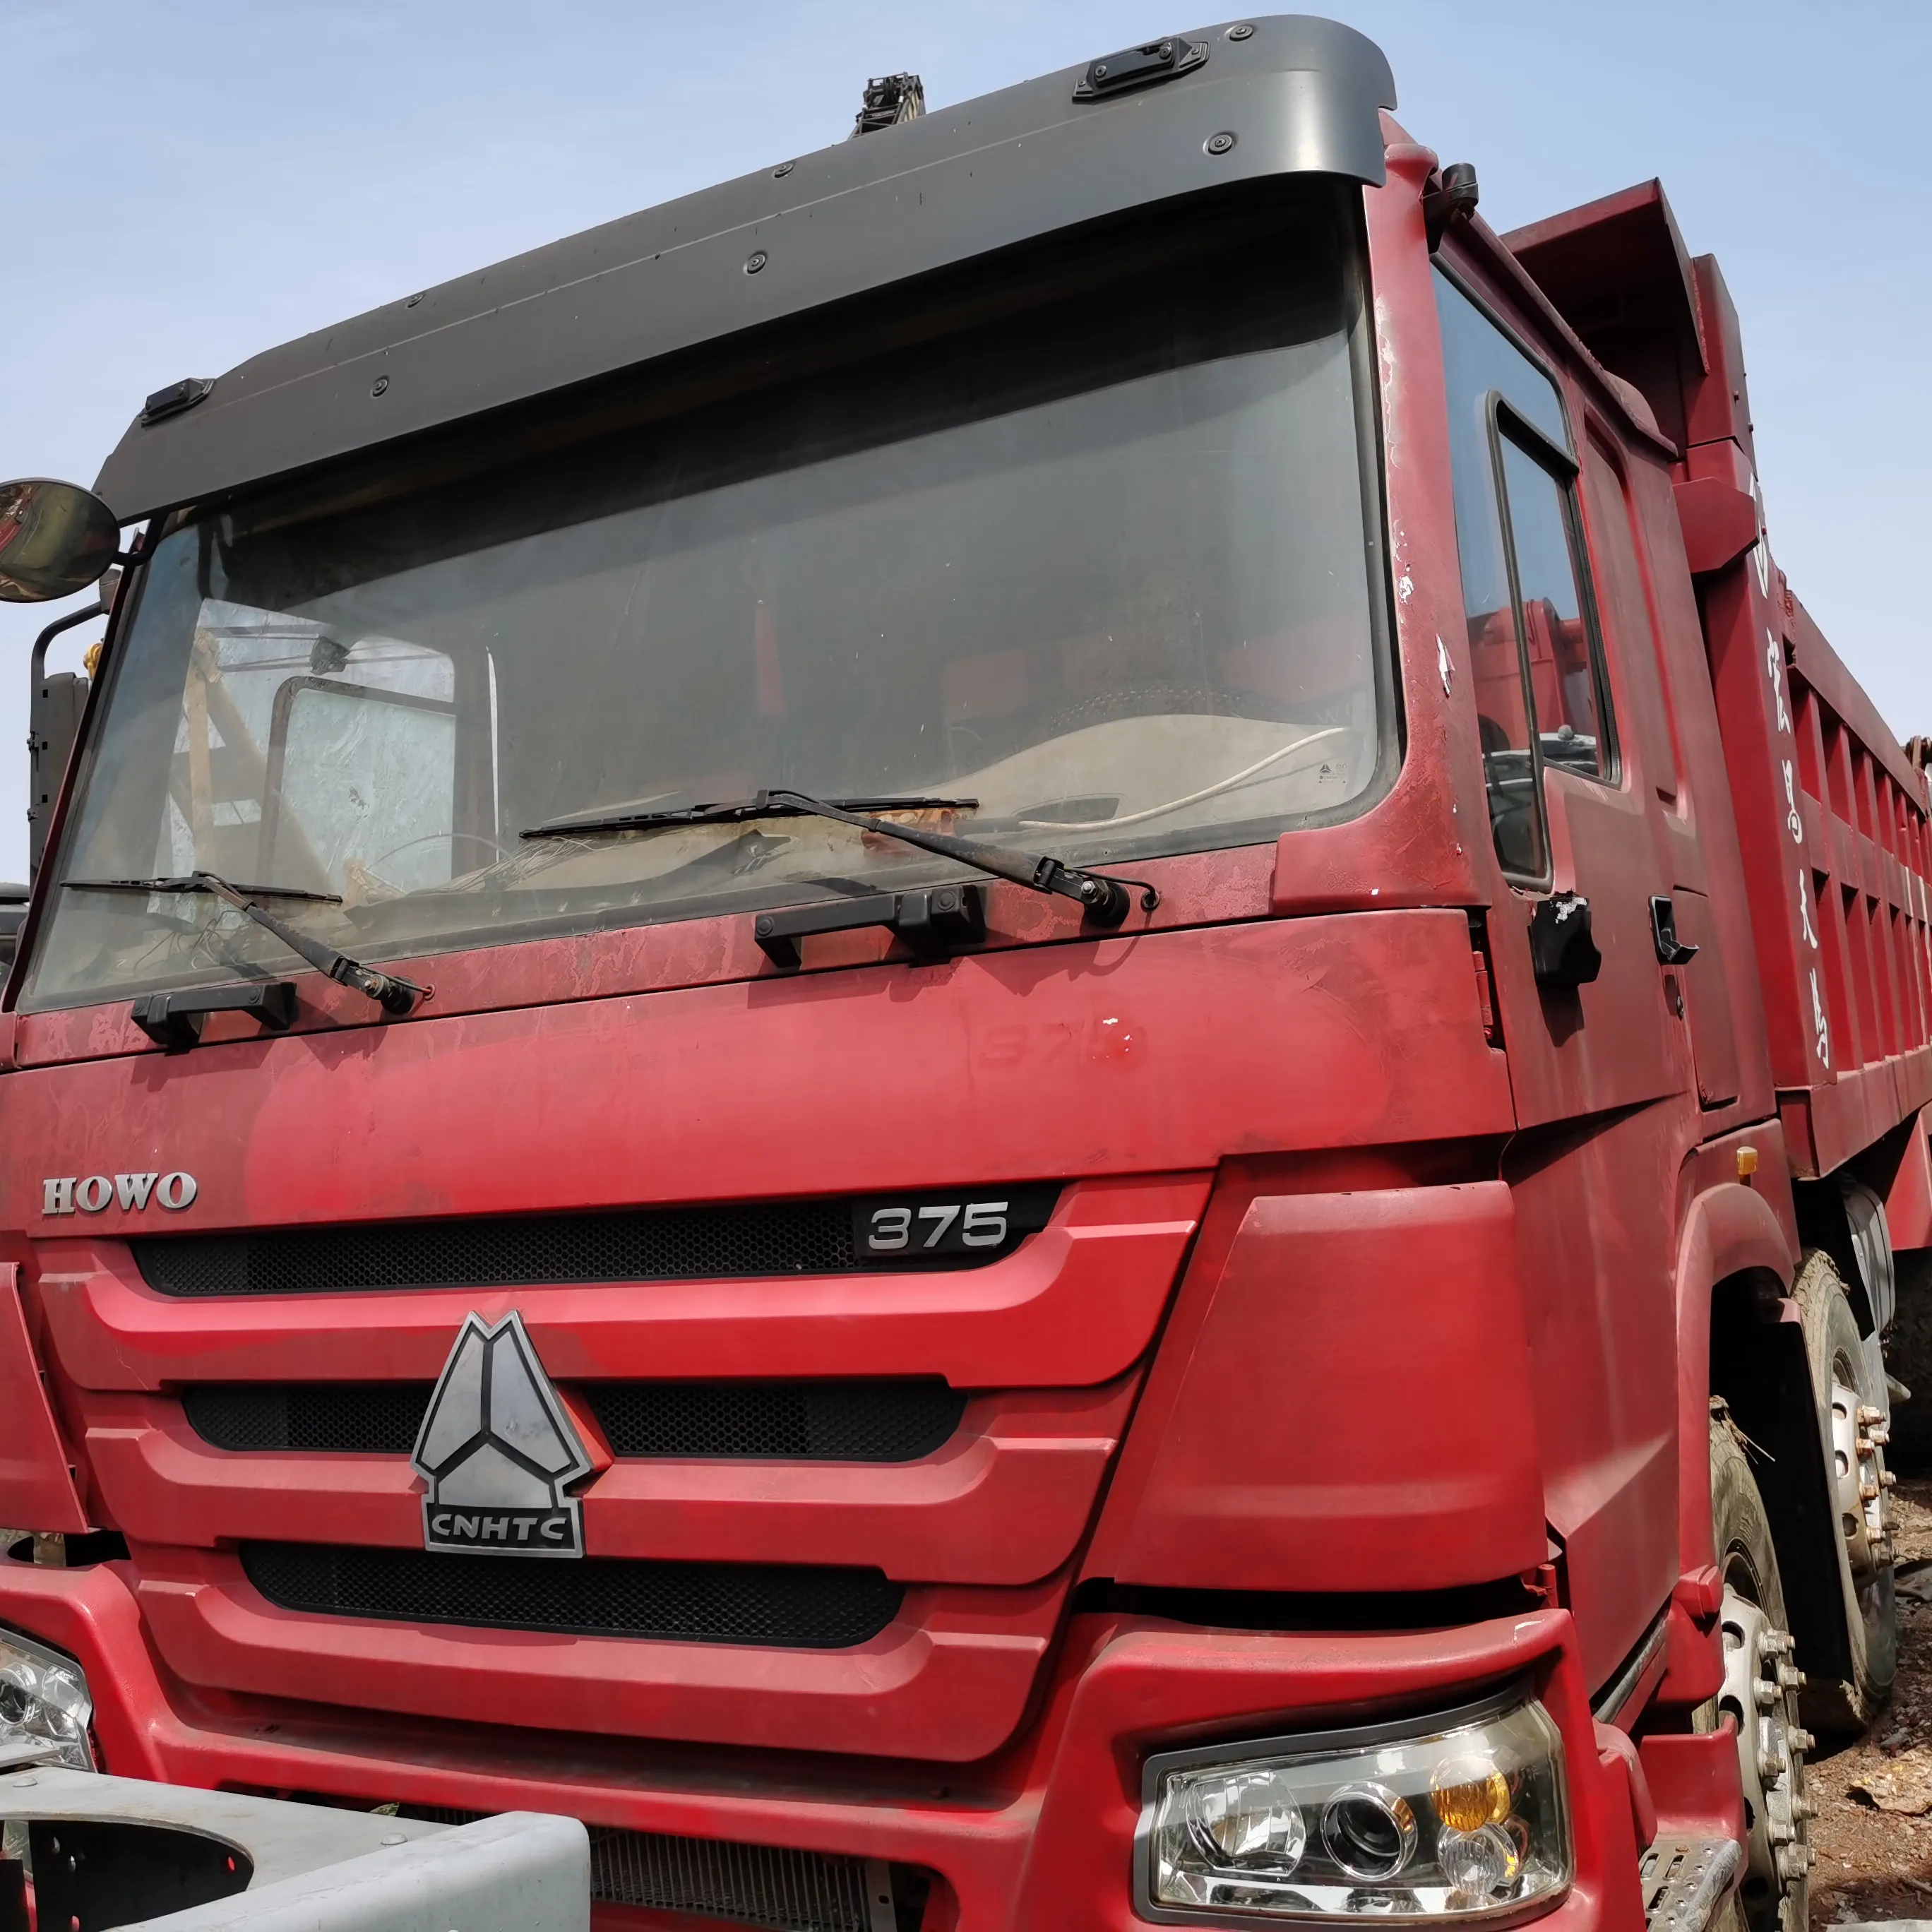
1808,1474,1932,1924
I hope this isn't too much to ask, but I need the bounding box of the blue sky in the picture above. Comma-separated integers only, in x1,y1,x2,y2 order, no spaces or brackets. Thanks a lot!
4,1,1926,886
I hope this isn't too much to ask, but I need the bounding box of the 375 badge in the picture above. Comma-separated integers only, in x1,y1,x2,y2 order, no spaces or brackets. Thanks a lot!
411,1311,593,1557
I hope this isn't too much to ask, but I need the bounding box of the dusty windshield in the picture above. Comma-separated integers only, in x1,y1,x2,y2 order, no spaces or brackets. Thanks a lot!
23,189,1388,1012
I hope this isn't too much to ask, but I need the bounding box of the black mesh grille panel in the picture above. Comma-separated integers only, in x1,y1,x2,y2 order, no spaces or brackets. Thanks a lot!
589,1827,875,1930
184,1381,964,1462
134,1202,856,1297
583,1381,965,1461
184,1385,430,1455
383,1815,923,1930
240,1543,902,1648
133,1187,1060,1298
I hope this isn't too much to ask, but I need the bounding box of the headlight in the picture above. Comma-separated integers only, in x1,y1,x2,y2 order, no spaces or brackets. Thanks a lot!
0,1626,95,1770
1140,1695,1570,1921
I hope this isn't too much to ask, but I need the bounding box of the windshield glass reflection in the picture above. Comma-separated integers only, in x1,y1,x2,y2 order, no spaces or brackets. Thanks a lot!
23,186,1388,1011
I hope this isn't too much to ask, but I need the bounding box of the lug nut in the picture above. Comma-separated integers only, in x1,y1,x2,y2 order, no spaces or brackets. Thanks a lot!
1777,1663,1807,1690
1857,1405,1885,1426
1881,1469,1898,1489
1791,1728,1816,1753
1755,1681,1780,1708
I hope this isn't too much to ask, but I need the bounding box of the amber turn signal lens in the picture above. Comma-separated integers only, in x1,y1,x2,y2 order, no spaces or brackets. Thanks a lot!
1429,1760,1510,1832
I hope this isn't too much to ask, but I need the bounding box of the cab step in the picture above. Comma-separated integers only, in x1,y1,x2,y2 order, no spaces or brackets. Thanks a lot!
1640,1837,1743,1932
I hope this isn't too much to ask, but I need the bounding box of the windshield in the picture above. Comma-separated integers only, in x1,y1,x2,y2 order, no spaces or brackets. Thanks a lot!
22,186,1388,1013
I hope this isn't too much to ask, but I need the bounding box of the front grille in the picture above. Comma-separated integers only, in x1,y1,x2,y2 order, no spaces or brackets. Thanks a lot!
135,1202,857,1296
240,1543,902,1648
184,1381,965,1462
583,1381,965,1461
591,1827,922,1931
385,1811,926,1931
184,1384,429,1455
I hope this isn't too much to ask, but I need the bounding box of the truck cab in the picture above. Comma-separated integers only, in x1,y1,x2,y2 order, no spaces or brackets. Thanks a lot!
0,18,1926,1931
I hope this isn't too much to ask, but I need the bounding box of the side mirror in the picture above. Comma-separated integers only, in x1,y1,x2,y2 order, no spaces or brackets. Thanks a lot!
0,478,121,603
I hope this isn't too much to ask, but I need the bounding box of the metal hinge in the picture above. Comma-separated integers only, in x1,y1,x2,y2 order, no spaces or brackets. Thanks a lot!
1468,914,1502,1046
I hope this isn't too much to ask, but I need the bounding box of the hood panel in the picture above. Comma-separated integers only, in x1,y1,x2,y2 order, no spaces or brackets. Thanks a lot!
13,912,1507,1238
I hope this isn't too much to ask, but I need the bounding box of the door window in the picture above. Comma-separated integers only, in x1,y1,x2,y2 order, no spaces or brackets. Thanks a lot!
1495,427,1607,779
1579,433,1681,806
1435,269,1617,881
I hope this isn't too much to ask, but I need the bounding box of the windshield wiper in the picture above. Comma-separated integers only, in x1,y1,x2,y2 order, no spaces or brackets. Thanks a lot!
65,872,427,1015
523,789,1157,925
528,793,977,837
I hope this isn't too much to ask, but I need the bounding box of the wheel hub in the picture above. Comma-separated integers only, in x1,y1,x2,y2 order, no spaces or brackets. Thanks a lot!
1718,1585,1812,1927
1829,1374,1895,1583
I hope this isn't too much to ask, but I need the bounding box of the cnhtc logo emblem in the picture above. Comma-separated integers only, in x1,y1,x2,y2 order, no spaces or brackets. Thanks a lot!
412,1311,593,1558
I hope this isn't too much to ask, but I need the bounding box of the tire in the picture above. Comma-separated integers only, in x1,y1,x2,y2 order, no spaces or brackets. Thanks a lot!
1793,1251,1896,1733
1703,1412,1811,1932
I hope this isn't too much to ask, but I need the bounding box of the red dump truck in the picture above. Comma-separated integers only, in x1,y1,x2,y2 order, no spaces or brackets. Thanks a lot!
0,18,1926,1931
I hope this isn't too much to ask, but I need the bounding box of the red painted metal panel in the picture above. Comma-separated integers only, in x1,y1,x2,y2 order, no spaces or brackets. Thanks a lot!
136,1544,1067,1762
1095,1182,1546,1594
7,907,1513,1766
83,1381,1134,1585
12,846,1281,1070
1887,1109,1932,1252
1270,143,1486,924
1668,1158,1797,1590
8,916,1511,1239
1508,186,1928,1181
1672,890,1741,1107
35,1180,1200,1392
1669,263,1932,1178
0,1263,88,1533
1671,477,1757,576
0,1556,1640,1932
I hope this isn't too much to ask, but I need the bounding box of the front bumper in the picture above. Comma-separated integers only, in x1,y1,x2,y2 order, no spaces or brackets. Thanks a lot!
1,1560,1645,1931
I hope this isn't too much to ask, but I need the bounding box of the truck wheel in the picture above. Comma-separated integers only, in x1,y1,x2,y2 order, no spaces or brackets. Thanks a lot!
1705,1411,1812,1932
1794,1251,1896,1734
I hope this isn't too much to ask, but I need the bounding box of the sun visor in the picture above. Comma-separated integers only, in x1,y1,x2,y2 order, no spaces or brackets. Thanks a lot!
94,15,1395,521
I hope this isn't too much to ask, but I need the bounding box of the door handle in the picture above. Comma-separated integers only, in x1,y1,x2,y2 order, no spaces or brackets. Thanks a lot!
1650,895,1700,967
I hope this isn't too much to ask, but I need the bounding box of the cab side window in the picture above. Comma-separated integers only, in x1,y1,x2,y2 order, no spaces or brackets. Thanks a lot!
1434,269,1616,881
1496,426,1604,775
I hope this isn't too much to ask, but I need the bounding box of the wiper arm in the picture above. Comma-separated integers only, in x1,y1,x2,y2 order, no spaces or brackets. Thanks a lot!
68,876,342,902
526,793,978,837
523,789,1157,925
65,872,426,1015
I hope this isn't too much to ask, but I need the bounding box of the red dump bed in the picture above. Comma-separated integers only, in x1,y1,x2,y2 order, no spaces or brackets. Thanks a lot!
1509,181,1932,1192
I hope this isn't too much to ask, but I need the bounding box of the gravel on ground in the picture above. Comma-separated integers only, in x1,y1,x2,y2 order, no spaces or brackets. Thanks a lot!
1808,1474,1932,1923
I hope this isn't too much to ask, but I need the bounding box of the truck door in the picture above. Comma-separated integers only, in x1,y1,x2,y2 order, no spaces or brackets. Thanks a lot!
1436,265,1686,1688
1575,430,1743,1113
